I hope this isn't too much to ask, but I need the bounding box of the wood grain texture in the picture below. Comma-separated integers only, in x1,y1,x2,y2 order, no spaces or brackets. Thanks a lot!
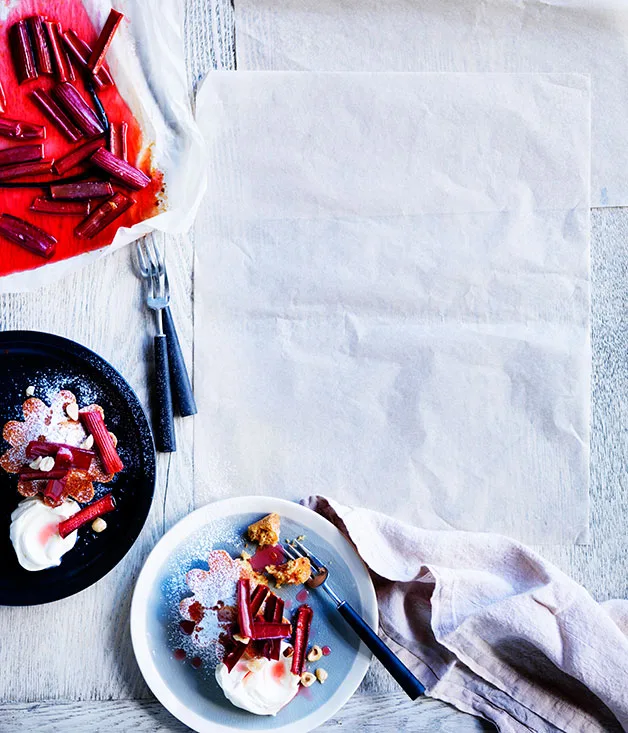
0,0,625,731
0,694,494,732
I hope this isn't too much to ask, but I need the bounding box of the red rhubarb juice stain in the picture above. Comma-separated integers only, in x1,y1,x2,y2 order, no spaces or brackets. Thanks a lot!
249,544,286,572
296,588,309,603
271,661,285,681
191,656,202,669
322,645,331,656
0,0,164,277
173,648,186,661
37,521,59,545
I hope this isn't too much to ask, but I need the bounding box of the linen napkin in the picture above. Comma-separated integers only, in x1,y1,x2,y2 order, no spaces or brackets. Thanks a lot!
235,0,627,208
306,496,628,732
194,71,591,544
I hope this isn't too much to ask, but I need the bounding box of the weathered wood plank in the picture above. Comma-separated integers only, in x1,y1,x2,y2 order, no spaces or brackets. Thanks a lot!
0,693,493,732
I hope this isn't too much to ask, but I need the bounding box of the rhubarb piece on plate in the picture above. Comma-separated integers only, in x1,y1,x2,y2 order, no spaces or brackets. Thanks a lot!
58,492,116,539
250,621,292,640
25,440,95,471
291,604,313,676
53,82,105,137
44,476,68,507
247,513,281,547
249,584,270,616
266,557,311,588
0,160,53,182
50,180,113,200
0,213,56,257
53,137,105,175
90,147,150,189
31,89,83,143
10,20,38,85
0,144,44,167
75,192,134,239
62,30,113,88
89,10,125,76
44,21,75,83
0,79,6,114
31,197,91,216
120,122,128,161
19,469,68,481
237,578,254,639
28,16,54,76
79,408,124,474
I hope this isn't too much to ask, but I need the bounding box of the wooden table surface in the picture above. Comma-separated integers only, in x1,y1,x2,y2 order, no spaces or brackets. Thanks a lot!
0,2,626,731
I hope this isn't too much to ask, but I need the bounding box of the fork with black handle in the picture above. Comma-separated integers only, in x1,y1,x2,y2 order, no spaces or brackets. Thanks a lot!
285,539,426,700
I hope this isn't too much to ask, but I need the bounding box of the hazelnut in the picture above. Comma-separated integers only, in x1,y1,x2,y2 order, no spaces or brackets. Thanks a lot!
109,432,118,447
315,668,328,683
307,645,323,662
297,535,305,541
233,634,250,645
300,672,316,687
25,386,35,397
92,518,107,533
240,550,251,561
28,456,42,470
65,403,79,421
82,434,95,450
283,646,294,657
39,456,55,472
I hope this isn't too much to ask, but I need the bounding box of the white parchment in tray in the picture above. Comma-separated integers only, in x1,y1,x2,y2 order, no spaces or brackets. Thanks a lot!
0,0,206,292
235,0,623,208
194,71,591,545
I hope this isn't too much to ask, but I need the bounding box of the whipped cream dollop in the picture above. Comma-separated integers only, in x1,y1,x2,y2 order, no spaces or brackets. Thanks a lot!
215,641,300,716
10,497,79,571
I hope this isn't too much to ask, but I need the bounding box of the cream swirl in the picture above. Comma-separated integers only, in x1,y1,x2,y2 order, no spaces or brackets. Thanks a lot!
215,641,300,716
10,497,79,571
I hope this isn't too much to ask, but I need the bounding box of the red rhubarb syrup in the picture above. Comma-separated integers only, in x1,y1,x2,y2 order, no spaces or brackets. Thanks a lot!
0,0,164,277
295,588,309,603
249,544,286,572
37,521,58,545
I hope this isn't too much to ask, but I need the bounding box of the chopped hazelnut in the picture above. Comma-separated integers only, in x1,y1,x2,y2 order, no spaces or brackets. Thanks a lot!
39,456,55,472
25,386,35,397
283,646,294,657
92,518,107,533
233,634,250,645
315,668,328,683
65,403,79,421
307,645,323,662
28,456,42,470
300,672,316,687
82,434,95,450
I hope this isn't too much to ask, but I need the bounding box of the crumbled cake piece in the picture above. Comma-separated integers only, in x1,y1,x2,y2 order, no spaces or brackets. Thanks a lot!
247,513,281,547
266,557,311,587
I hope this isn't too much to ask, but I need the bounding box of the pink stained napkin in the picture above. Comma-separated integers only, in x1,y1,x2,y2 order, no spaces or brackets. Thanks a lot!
305,496,628,732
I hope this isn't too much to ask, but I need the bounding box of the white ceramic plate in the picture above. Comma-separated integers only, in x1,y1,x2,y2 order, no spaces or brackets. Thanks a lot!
131,496,377,733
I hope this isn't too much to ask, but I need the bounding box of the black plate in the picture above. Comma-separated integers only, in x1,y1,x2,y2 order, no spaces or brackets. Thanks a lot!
0,331,155,606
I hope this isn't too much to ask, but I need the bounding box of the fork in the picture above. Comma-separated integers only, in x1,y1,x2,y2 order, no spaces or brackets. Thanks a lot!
285,539,426,700
136,236,176,452
136,236,197,419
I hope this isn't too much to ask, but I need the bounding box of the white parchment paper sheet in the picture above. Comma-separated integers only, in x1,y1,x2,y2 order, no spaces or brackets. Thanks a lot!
194,72,590,544
0,0,206,292
235,0,620,208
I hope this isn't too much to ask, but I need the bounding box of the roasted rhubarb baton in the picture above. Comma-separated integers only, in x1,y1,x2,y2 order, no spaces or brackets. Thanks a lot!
58,492,116,539
291,604,314,676
0,213,56,257
75,192,134,239
79,409,123,474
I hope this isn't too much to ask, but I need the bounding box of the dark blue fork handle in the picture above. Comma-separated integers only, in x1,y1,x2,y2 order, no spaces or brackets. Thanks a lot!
163,306,197,417
338,600,425,700
154,334,176,453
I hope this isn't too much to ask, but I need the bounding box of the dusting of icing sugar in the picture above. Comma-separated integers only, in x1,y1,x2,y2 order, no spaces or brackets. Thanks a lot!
161,523,247,672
